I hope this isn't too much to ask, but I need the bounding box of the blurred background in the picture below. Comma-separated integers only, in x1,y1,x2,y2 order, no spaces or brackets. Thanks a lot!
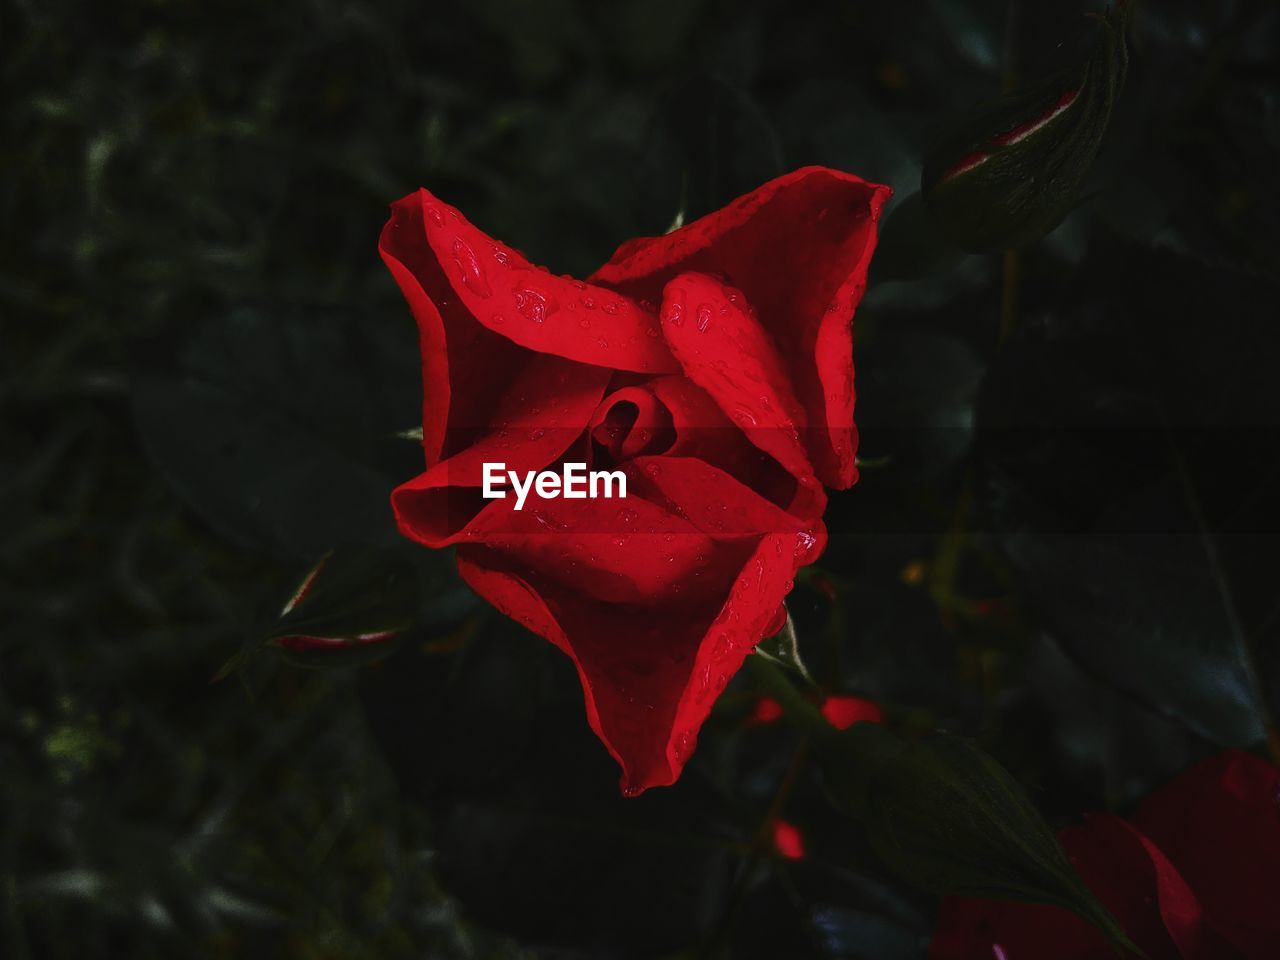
4,0,1279,956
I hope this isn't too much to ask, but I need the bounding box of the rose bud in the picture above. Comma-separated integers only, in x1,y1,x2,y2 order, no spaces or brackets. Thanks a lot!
921,2,1132,252
379,167,889,794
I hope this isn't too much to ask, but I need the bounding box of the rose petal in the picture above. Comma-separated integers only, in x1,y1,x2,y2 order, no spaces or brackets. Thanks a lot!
625,455,823,539
590,166,891,488
380,194,529,466
659,271,816,486
588,386,676,462
456,530,809,793
392,354,612,545
465,495,727,608
404,189,680,374
1133,750,1280,959
1064,816,1239,960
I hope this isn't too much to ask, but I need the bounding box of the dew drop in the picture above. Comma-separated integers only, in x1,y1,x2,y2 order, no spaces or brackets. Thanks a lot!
450,238,491,297
696,304,713,332
426,206,444,226
794,530,819,562
514,288,554,323
662,300,684,327
603,300,620,316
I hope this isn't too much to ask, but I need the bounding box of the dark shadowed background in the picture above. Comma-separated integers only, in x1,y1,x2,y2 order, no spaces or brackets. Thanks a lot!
4,0,1279,957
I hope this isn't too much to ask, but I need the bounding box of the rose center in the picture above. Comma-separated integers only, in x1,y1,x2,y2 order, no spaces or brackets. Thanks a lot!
589,389,676,467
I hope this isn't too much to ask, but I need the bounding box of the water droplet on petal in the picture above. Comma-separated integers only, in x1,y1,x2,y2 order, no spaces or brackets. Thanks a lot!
603,300,620,315
514,288,555,323
794,530,820,562
426,206,444,226
696,304,713,332
662,301,684,327
450,238,491,297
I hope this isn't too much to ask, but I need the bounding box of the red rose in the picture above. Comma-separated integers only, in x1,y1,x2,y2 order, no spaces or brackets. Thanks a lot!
930,750,1280,959
379,167,889,794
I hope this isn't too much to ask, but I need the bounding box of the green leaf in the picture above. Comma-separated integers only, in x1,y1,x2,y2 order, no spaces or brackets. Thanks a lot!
814,721,1137,954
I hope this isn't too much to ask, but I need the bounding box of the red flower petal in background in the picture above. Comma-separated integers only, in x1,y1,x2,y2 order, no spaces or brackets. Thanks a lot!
1132,751,1280,959
771,819,806,860
748,694,883,730
928,752,1280,960
930,814,1236,960
820,695,884,730
591,166,891,489
750,697,785,725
